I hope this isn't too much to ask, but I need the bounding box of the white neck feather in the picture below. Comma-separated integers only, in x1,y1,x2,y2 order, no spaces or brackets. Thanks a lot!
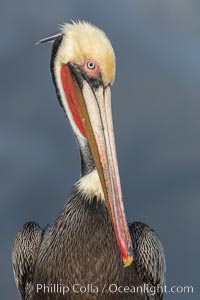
76,169,104,201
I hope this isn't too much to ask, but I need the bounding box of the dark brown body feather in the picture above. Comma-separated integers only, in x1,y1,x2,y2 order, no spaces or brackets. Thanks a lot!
13,187,165,300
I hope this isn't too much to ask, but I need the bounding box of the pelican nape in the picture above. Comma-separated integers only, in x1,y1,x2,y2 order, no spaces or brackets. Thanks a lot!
12,21,166,300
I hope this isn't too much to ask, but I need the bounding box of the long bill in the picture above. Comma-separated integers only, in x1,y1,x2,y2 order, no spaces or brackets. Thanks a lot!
61,64,133,267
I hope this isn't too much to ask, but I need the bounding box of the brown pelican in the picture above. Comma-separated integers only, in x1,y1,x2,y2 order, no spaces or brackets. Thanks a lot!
12,21,165,300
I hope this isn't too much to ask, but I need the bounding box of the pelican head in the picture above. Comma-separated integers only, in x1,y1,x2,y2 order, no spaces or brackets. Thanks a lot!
39,21,133,267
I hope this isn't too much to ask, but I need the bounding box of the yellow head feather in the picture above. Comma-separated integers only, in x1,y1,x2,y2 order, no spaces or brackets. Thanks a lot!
56,21,116,85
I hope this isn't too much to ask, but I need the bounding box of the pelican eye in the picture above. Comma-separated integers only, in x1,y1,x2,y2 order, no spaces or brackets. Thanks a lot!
87,61,95,70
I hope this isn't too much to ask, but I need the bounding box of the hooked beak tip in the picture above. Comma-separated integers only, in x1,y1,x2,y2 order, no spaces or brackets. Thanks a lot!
123,243,134,267
123,255,134,267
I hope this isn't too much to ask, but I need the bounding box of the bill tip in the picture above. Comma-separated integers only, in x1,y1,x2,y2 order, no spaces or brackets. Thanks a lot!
123,255,133,267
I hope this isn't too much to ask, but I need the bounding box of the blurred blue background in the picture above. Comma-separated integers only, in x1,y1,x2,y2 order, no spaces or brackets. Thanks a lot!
1,1,200,299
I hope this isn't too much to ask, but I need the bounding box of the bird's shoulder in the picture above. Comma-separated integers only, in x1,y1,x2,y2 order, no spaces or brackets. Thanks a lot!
12,221,43,300
129,222,166,300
